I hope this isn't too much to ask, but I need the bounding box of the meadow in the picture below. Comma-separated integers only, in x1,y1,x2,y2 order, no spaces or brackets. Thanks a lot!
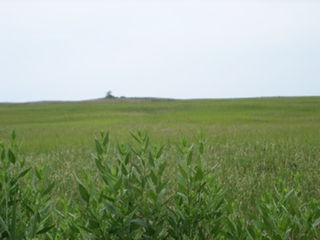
0,97,319,239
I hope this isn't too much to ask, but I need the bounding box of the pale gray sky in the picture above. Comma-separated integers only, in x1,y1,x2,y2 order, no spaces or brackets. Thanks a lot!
0,0,319,102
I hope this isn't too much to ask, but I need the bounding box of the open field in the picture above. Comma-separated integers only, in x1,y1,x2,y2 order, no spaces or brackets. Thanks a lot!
0,97,319,197
1,97,320,239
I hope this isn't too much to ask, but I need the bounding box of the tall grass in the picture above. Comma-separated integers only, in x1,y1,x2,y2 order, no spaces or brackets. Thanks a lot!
1,131,319,239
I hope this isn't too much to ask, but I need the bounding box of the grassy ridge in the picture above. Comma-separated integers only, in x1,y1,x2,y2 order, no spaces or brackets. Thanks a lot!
0,97,319,151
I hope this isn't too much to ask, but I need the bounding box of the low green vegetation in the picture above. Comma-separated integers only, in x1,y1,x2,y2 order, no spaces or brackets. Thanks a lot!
0,97,320,239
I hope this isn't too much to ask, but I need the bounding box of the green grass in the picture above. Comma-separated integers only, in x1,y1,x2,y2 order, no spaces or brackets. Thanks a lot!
0,97,320,239
1,97,319,150
0,97,319,198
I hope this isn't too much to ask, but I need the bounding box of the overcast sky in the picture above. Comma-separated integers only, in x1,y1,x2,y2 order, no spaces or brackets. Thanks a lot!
0,0,319,102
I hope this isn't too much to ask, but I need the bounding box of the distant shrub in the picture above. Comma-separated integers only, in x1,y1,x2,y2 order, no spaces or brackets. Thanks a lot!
105,91,116,99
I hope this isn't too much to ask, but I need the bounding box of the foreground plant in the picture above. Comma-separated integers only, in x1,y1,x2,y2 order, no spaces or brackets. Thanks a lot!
225,184,320,240
1,131,320,239
0,131,55,240
253,184,320,240
75,131,226,239
77,131,170,239
167,136,226,239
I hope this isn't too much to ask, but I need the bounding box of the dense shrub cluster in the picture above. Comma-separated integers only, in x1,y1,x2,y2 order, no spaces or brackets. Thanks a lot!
0,131,320,239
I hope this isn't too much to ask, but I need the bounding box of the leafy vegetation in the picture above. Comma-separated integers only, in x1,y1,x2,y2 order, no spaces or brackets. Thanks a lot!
0,131,55,239
0,129,319,239
0,97,320,239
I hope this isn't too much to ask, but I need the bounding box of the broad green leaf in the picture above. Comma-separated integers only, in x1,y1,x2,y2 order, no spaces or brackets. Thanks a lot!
130,132,142,143
178,164,188,180
11,130,16,141
78,182,90,204
150,170,158,185
148,152,155,167
35,168,43,180
95,157,104,172
124,153,130,165
17,167,31,180
156,145,165,159
8,149,16,164
95,139,103,155
131,219,148,228
199,141,204,154
158,162,166,177
102,132,109,147
36,224,55,235
186,147,193,166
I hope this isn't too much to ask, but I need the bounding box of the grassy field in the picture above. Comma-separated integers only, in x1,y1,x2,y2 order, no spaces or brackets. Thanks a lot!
0,97,320,239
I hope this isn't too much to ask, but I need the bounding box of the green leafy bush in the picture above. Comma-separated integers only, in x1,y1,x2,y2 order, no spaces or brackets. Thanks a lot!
0,131,55,240
1,131,319,239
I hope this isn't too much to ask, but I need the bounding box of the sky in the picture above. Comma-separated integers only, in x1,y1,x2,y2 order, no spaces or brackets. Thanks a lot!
0,0,319,102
